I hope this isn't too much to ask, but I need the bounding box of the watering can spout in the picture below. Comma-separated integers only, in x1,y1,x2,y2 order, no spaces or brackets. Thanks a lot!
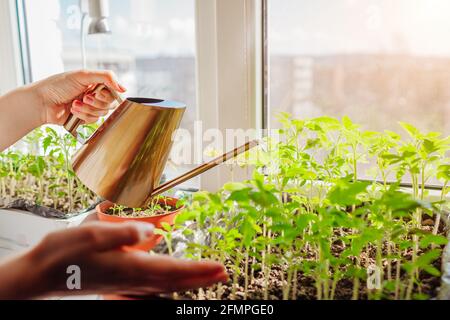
145,140,259,204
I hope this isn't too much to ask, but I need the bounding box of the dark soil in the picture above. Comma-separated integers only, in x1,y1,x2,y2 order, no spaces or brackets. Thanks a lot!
105,203,177,218
176,216,448,300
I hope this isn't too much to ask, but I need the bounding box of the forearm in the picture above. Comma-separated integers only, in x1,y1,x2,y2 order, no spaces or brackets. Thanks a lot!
0,84,44,152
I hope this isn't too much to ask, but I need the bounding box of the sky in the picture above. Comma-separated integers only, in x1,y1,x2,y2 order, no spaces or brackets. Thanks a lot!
270,0,450,57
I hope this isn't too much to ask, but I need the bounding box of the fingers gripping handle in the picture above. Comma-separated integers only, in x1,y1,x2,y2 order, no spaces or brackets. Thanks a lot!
64,84,122,138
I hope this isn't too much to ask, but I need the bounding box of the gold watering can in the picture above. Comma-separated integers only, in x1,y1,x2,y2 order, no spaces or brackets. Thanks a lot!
65,84,258,208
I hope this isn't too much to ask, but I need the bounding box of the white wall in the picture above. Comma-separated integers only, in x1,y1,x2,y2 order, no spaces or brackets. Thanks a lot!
0,0,23,94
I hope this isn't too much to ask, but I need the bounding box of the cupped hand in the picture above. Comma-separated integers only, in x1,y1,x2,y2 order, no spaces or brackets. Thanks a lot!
33,70,127,126
0,222,228,299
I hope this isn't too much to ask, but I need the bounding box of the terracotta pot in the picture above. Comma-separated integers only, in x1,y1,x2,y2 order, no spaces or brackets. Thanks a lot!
96,197,184,252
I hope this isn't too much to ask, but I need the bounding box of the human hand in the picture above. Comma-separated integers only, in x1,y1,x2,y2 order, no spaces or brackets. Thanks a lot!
0,222,228,299
32,70,126,126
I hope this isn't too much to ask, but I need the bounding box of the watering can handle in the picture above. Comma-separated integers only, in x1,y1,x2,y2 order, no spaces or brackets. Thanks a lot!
64,84,123,138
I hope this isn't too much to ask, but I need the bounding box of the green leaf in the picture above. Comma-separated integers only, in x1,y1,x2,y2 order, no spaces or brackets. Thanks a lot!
328,180,369,206
423,266,441,277
437,164,450,181
314,116,341,129
192,191,210,202
422,139,439,155
223,182,249,192
175,210,198,225
209,226,227,234
413,293,430,300
228,189,251,202
161,222,172,232
342,116,354,130
249,190,279,207
28,156,46,178
399,122,421,139
45,126,58,137
296,213,317,232
43,136,53,154
153,229,166,236
419,234,448,248
182,229,194,237
415,249,441,269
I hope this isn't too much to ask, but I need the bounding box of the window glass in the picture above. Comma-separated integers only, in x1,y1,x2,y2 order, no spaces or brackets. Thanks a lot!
24,0,198,189
268,0,450,137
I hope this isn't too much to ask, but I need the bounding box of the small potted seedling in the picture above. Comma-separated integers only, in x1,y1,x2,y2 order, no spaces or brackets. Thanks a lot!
96,196,185,252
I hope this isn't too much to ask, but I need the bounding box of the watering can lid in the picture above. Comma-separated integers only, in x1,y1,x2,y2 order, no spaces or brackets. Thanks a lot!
127,98,186,109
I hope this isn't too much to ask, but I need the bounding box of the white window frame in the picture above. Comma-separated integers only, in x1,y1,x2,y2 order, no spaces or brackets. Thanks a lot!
0,0,24,94
196,0,263,191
